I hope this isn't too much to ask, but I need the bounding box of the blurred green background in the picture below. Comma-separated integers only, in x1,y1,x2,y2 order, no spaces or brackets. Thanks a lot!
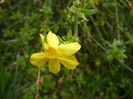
0,0,133,99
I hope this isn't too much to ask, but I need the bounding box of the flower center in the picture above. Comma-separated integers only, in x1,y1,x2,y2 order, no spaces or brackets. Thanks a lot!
45,47,58,59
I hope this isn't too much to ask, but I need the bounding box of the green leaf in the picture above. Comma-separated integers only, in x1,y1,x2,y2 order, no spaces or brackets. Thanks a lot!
67,29,72,40
86,9,97,16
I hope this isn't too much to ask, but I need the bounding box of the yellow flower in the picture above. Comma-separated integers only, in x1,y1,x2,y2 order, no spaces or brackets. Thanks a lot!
30,31,81,74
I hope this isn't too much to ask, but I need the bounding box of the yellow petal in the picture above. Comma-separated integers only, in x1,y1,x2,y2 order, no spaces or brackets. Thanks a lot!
58,42,81,56
48,59,60,74
47,31,59,48
59,56,79,70
40,34,48,50
30,52,47,67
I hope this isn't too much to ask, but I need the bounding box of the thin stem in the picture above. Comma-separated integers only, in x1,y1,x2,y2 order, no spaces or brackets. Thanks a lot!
74,13,78,37
92,37,106,51
35,68,40,99
115,0,120,40
89,15,104,41
119,59,133,73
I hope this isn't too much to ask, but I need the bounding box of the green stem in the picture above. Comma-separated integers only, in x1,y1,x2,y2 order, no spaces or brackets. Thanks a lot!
115,0,120,40
89,15,104,41
74,13,78,37
119,59,133,73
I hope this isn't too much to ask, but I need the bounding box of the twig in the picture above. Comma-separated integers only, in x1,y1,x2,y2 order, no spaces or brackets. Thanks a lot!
88,37,133,73
106,21,113,33
6,21,20,30
119,59,133,73
92,37,106,52
35,68,41,99
89,15,104,41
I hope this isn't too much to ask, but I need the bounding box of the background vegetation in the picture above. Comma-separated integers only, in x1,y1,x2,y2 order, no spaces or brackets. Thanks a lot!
0,0,133,98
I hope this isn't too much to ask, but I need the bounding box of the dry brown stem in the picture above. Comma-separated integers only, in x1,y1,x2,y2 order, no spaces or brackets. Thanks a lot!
35,68,40,99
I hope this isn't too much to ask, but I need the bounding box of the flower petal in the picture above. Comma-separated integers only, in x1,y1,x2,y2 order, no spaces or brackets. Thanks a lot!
30,52,47,67
48,59,60,74
47,31,59,48
40,34,48,50
58,42,81,56
59,56,79,70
